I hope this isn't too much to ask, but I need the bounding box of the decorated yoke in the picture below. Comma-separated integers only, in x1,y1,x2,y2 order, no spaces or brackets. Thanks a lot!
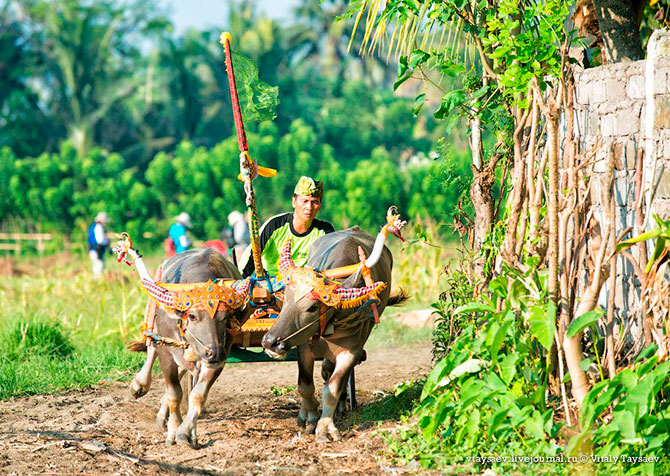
113,207,406,351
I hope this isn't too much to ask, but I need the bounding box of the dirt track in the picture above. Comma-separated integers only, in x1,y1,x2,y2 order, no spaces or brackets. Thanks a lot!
1,343,433,476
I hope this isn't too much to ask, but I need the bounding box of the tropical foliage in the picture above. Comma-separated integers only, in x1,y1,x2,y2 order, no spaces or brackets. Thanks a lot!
344,0,670,473
0,0,468,241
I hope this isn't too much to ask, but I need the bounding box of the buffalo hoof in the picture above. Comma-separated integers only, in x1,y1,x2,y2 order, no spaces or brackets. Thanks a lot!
297,415,318,434
316,418,342,443
130,380,149,399
156,413,167,430
176,431,198,449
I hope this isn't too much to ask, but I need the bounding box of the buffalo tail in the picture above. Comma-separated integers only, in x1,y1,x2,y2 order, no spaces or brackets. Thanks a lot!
388,288,410,306
127,339,148,353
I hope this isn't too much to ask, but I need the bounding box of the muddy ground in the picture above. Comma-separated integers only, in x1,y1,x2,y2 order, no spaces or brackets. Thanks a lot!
1,343,434,476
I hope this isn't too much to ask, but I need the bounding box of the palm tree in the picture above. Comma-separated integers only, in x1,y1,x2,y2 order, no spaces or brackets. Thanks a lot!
158,30,207,141
0,1,55,156
21,0,166,157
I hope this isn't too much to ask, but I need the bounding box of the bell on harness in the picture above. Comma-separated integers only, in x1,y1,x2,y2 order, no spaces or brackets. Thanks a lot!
252,286,273,305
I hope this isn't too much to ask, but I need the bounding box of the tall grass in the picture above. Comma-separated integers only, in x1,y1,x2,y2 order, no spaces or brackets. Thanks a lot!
0,252,157,399
0,345,143,400
390,220,457,306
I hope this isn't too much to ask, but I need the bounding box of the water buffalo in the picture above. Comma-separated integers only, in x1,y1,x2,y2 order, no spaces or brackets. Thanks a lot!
120,245,247,448
262,227,408,442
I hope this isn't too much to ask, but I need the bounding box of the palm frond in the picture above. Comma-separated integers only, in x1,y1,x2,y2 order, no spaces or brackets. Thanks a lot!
346,0,476,72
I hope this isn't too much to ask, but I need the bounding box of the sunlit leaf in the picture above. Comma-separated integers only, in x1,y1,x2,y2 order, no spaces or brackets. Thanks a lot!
530,302,555,350
454,302,494,315
434,359,490,390
412,93,426,116
566,309,603,338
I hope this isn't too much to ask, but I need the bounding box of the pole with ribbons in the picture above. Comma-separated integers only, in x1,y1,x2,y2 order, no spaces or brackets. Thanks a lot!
220,32,276,300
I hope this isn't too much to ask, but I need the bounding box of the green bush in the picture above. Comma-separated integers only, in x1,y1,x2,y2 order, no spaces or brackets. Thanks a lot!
1,131,463,245
431,264,476,361
567,346,670,476
384,264,568,474
2,317,74,359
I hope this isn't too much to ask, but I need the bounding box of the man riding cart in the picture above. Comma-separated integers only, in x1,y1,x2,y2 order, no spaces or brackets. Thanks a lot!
111,33,407,435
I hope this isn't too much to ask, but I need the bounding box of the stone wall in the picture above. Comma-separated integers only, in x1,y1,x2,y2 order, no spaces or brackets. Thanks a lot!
645,30,670,217
572,29,670,344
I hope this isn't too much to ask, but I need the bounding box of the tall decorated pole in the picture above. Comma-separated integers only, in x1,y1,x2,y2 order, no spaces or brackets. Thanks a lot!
220,32,269,280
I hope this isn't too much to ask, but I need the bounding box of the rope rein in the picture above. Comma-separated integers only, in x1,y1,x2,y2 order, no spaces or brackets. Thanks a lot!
142,330,189,349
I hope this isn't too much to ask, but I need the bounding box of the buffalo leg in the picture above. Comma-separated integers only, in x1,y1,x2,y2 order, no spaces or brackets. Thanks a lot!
347,369,357,410
316,350,357,443
157,351,183,446
321,359,347,418
159,367,187,423
297,344,320,434
130,344,157,399
156,393,168,429
176,365,223,449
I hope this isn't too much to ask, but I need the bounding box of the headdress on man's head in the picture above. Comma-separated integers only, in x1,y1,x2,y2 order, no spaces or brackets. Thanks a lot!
294,176,324,199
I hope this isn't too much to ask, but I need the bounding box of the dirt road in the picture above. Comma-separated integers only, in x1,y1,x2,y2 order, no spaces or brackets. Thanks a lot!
1,343,433,476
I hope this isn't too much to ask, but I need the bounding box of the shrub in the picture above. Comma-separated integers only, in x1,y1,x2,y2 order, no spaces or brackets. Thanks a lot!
431,263,476,360
2,317,75,359
383,264,568,474
567,346,670,475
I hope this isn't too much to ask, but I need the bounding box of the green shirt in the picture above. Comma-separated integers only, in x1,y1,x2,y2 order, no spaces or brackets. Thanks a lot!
238,212,335,278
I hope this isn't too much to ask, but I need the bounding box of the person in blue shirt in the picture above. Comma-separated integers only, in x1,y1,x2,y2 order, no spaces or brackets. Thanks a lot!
88,212,110,278
169,212,193,254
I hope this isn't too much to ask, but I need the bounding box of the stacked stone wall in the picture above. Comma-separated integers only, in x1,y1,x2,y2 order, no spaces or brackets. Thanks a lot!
571,29,670,345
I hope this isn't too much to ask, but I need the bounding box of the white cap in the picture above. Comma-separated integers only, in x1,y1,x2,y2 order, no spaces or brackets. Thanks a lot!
173,212,192,229
95,212,109,223
227,210,244,226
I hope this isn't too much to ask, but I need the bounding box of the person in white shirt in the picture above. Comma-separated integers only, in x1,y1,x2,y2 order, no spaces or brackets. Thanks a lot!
87,212,110,278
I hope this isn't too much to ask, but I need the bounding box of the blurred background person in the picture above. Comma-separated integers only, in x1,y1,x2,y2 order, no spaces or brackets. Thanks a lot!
226,210,250,264
168,212,192,254
87,211,110,278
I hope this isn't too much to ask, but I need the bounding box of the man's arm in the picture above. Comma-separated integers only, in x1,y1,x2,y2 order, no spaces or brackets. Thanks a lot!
179,233,191,249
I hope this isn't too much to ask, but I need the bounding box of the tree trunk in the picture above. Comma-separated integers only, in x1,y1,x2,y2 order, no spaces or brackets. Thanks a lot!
592,0,644,63
68,123,93,158
565,146,615,408
470,90,495,282
503,108,528,265
527,97,545,257
471,164,495,281
547,110,560,320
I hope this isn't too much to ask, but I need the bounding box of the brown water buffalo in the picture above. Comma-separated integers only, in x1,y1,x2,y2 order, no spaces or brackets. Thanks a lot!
122,247,246,448
262,227,408,442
